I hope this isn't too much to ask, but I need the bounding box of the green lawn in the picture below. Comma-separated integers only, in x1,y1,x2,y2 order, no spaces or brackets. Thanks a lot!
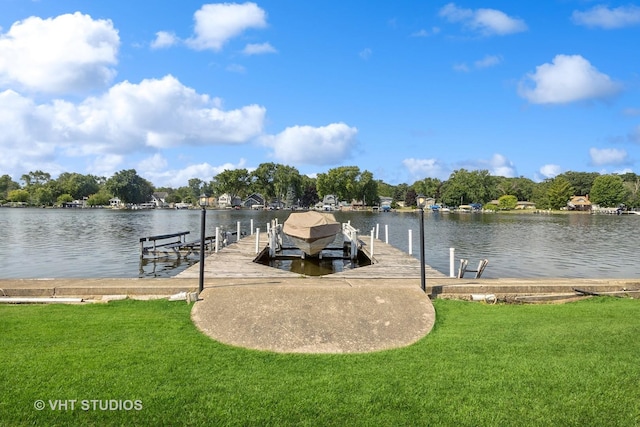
1,297,638,426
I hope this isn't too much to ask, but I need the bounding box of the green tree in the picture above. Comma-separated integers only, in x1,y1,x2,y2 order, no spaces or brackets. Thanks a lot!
8,189,30,203
546,177,574,210
211,169,250,202
316,166,376,203
21,170,51,188
0,174,20,202
105,169,154,204
405,188,417,207
57,193,74,205
498,195,518,210
56,173,100,199
34,186,55,206
590,175,628,208
297,175,318,208
86,191,111,206
412,177,442,200
440,169,494,207
620,173,640,208
495,176,535,201
557,171,599,196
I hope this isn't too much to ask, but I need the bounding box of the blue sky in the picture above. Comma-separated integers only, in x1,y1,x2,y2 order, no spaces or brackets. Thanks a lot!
1,1,639,187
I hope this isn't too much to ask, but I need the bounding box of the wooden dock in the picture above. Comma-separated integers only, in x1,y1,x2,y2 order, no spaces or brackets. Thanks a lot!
175,233,446,279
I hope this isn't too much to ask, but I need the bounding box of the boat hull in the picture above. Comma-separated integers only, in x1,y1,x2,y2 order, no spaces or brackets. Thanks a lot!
283,211,341,256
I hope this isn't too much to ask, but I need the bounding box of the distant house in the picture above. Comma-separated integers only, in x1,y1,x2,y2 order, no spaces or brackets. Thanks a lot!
109,197,122,207
243,193,265,209
380,196,393,208
322,194,337,210
516,201,536,210
218,193,242,208
568,195,592,211
151,192,169,208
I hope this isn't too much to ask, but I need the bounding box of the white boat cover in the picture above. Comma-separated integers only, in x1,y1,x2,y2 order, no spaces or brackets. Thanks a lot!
283,211,341,240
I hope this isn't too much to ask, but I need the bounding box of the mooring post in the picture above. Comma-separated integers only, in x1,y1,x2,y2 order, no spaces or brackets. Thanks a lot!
385,224,389,244
370,228,375,259
250,219,254,235
450,247,455,278
215,226,220,253
375,223,379,240
408,229,412,255
255,228,260,254
237,221,241,242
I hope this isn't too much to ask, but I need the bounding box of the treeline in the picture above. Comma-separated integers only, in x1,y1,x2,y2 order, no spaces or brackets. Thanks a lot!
1,165,640,209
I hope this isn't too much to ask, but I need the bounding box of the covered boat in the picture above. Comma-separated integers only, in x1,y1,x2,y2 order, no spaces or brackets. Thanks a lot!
283,211,341,256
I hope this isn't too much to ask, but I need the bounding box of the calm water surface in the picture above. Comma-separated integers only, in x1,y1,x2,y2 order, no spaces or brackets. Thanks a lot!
1,208,639,279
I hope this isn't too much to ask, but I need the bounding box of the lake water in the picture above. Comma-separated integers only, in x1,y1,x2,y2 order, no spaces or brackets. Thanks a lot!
1,208,639,279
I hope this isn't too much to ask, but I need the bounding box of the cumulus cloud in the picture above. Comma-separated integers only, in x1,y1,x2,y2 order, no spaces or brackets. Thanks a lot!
475,54,502,69
539,164,562,179
0,76,266,177
402,158,449,180
242,42,277,55
484,153,516,177
262,123,358,165
53,75,265,154
572,5,640,29
186,2,267,51
151,31,179,49
518,54,622,104
439,3,527,36
0,12,119,94
589,147,628,166
140,158,247,188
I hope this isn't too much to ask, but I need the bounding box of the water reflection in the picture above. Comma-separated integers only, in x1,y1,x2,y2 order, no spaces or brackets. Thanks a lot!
1,208,639,279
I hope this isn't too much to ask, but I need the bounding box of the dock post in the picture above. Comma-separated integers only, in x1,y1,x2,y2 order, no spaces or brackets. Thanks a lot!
370,228,375,260
255,228,260,254
215,227,220,253
376,223,379,240
250,219,254,235
385,224,389,244
408,229,412,255
449,247,455,278
237,221,241,242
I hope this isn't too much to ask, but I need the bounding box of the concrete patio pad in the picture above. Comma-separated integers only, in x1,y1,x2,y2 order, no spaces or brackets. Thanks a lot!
191,278,435,354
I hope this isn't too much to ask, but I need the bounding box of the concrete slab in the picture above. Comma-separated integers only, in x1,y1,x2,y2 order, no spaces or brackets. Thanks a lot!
191,278,435,354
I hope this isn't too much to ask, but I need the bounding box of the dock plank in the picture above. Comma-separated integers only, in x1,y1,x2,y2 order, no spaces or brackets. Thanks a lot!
175,233,446,279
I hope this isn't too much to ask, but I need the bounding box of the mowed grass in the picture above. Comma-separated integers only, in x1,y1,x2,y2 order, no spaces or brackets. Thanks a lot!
1,297,639,426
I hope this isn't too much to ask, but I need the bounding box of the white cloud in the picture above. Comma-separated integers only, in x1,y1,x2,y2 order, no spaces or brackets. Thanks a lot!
518,54,622,104
0,12,119,94
475,54,502,69
572,5,640,29
485,153,516,177
0,76,266,179
88,154,124,178
54,75,265,154
453,63,470,72
242,42,277,55
439,3,527,36
186,2,268,51
589,147,628,166
262,123,358,165
539,164,561,179
359,48,372,60
402,158,448,180
411,27,440,37
141,158,248,188
151,31,178,49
